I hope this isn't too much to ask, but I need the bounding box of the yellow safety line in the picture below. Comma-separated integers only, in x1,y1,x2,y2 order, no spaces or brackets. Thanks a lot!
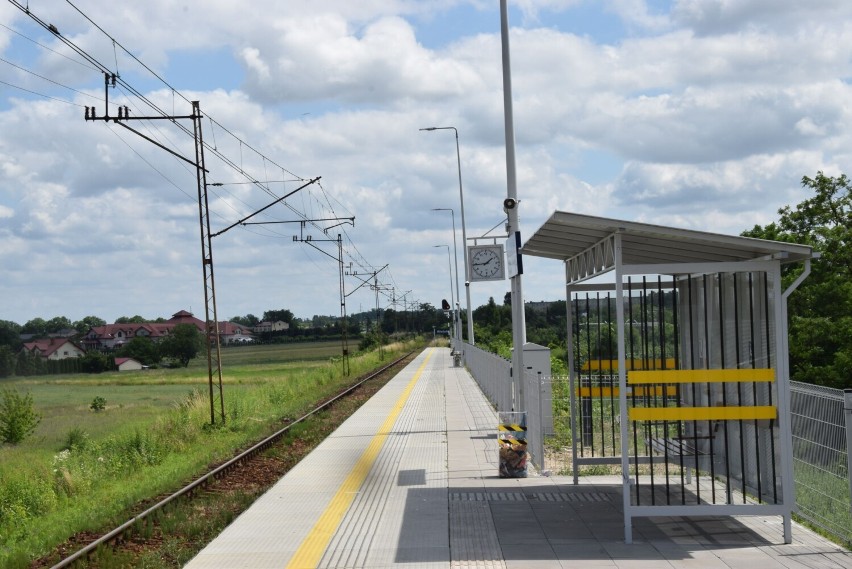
628,368,775,384
285,349,434,569
629,405,777,422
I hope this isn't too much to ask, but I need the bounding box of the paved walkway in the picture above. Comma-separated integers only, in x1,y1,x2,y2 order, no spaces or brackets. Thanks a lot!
185,347,852,568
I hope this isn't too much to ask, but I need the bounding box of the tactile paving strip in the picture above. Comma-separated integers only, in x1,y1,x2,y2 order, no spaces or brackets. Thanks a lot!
450,491,614,503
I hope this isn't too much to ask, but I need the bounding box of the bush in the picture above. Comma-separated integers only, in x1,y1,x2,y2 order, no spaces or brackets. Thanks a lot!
80,351,113,373
0,388,41,444
63,426,90,450
90,396,107,412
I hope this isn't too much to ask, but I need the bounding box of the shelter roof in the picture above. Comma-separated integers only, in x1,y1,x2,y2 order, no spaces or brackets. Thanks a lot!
522,211,813,282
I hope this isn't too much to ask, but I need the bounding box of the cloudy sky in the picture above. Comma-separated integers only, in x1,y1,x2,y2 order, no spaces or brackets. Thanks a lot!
1,0,850,327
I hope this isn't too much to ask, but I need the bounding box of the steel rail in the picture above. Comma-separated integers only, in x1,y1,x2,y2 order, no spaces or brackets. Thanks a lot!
49,351,414,569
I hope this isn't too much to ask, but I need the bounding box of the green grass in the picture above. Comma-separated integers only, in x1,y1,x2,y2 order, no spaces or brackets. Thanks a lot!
0,339,424,567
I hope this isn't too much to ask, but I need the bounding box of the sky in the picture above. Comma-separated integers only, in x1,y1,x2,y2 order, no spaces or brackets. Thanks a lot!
1,0,851,327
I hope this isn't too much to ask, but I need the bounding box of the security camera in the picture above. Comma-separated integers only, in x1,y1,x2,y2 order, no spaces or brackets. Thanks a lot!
503,198,517,210
465,281,470,286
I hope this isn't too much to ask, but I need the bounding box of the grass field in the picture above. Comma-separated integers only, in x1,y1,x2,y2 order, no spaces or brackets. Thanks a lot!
2,341,346,448
0,339,424,567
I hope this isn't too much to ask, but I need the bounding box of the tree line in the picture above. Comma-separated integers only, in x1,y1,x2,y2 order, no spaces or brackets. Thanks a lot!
462,172,851,389
2,172,847,388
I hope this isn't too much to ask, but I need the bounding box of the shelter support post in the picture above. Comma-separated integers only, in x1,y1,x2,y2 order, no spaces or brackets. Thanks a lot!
614,234,632,544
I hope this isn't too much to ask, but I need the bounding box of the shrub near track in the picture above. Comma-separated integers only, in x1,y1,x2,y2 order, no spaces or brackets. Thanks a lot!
0,339,426,567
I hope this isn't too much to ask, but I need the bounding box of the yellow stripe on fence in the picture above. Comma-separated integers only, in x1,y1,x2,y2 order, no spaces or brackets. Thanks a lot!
580,358,676,371
628,405,777,422
628,368,775,384
575,386,678,398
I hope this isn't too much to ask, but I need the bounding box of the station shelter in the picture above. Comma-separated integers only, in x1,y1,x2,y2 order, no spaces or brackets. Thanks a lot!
522,211,815,544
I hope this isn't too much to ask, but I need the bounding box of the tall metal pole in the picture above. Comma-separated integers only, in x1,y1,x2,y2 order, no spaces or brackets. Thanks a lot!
433,208,462,343
434,244,454,340
501,0,526,411
421,127,474,345
192,101,225,424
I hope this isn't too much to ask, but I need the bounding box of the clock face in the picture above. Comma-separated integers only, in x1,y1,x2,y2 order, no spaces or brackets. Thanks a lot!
470,247,503,280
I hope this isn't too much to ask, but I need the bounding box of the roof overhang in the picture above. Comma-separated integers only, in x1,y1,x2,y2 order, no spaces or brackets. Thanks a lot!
522,211,814,284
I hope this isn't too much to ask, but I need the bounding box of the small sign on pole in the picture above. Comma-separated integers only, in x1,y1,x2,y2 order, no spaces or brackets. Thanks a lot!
506,231,523,278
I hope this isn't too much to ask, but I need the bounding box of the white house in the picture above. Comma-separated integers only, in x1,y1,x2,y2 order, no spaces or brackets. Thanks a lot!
22,338,85,360
254,320,290,333
115,357,144,371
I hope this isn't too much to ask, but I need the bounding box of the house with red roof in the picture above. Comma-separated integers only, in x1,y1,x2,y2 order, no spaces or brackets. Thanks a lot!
81,310,254,350
22,337,85,360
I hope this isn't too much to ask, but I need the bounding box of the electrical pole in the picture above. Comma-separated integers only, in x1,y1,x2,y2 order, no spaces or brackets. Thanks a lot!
243,216,352,375
85,75,226,424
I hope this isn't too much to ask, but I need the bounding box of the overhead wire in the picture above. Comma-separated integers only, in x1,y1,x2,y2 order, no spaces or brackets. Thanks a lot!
0,55,100,101
6,0,401,310
0,21,99,72
0,77,83,106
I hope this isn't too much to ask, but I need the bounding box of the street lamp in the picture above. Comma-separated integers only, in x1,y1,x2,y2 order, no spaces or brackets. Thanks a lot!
432,208,462,343
433,244,454,341
420,126,474,345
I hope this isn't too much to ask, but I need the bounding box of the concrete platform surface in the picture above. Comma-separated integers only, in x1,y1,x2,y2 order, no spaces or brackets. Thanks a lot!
184,347,852,569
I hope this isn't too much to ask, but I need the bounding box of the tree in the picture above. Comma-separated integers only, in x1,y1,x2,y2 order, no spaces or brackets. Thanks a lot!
116,336,160,366
79,351,112,373
0,346,16,378
159,324,203,367
0,320,21,350
21,317,47,336
45,316,73,333
743,171,852,388
0,388,41,444
72,315,106,332
115,315,147,324
262,309,294,324
231,314,259,327
15,350,45,376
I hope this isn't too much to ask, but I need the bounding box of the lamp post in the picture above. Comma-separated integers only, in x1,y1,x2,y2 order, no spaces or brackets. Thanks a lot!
433,244,454,341
420,126,474,345
432,208,462,343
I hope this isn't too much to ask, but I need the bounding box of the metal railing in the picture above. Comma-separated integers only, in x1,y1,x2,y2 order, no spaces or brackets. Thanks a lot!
463,343,512,413
790,381,852,547
460,339,852,548
461,343,549,471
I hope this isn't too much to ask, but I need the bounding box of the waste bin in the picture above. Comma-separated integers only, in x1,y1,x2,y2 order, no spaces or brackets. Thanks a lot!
453,352,462,367
498,411,527,478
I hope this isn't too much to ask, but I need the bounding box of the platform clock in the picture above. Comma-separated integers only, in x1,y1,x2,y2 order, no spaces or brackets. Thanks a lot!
468,244,505,282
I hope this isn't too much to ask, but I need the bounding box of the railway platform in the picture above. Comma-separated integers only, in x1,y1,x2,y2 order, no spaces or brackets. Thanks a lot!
184,346,851,568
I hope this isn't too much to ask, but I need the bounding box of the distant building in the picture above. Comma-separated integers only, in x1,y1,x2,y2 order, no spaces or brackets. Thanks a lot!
22,338,85,360
82,310,255,350
253,320,290,333
115,357,144,371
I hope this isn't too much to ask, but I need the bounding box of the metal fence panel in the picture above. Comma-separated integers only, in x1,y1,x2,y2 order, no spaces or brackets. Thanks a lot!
790,381,852,547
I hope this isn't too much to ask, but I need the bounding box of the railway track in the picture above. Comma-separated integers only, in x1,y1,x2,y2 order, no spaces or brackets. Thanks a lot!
44,351,416,569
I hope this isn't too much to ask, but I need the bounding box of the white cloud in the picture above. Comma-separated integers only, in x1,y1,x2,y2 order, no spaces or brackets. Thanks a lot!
1,0,849,324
